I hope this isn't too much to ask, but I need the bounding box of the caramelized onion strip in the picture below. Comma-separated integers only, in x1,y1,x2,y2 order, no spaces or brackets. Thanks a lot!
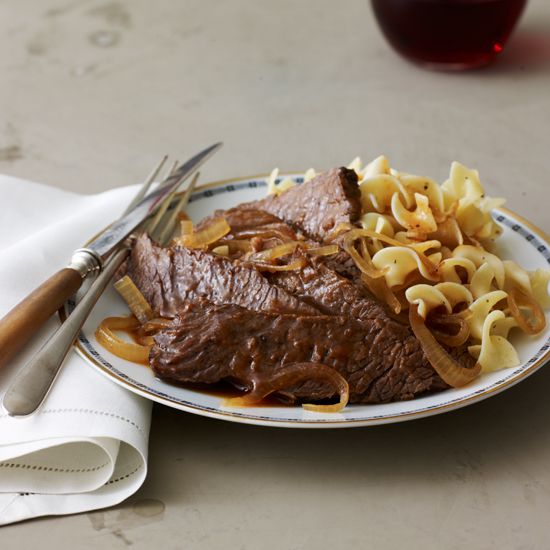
361,274,402,315
327,222,353,241
409,304,481,387
114,275,154,324
224,363,349,412
256,242,339,261
142,318,172,332
178,217,231,248
134,317,172,345
342,231,387,279
356,238,401,313
231,228,295,242
250,258,307,272
306,244,340,257
95,316,151,364
217,239,253,254
428,313,470,347
508,287,546,335
255,241,301,260
212,245,229,256
180,220,193,236
134,334,155,346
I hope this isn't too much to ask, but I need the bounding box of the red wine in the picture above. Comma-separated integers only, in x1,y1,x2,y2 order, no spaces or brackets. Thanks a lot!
371,0,527,69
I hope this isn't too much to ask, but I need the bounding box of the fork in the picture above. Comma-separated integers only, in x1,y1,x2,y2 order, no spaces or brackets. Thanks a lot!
3,160,199,416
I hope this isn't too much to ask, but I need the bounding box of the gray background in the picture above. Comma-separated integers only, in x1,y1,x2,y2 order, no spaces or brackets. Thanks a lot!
2,1,550,548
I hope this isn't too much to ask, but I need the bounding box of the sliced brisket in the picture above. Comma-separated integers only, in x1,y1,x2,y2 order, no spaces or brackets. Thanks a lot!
268,258,475,399
254,167,361,241
197,207,298,243
150,301,461,404
126,234,318,318
268,256,388,322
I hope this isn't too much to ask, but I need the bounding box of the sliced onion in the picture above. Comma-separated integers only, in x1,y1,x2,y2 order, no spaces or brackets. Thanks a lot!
134,334,155,346
392,271,425,293
428,313,470,347
361,273,402,314
342,230,387,279
212,245,229,256
134,317,172,344
224,363,349,413
250,258,307,272
355,234,403,314
95,316,151,364
409,303,481,387
306,244,340,257
301,400,348,413
180,220,193,236
256,241,301,260
98,316,139,330
358,235,370,259
508,287,546,335
142,317,172,332
218,239,253,254
178,217,231,248
326,222,353,241
114,275,153,323
255,242,339,260
232,228,296,242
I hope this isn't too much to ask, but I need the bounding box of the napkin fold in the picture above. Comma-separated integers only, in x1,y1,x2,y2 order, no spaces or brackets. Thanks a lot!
0,174,152,525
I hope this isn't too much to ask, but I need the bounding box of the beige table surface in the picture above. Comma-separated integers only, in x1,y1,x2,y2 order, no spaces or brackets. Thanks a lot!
2,0,550,548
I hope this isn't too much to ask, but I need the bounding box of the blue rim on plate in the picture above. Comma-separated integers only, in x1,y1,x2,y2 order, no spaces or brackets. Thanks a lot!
66,174,550,428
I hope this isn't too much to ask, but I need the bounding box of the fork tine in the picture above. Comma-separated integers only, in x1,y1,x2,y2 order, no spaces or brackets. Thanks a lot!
147,161,183,235
168,160,179,176
123,155,168,215
156,171,200,245
152,159,185,197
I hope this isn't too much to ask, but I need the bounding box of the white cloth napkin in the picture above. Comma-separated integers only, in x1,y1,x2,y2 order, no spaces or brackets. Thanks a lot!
0,174,152,525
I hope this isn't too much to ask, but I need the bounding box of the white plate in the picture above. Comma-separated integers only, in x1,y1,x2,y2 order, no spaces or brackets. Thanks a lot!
66,174,550,428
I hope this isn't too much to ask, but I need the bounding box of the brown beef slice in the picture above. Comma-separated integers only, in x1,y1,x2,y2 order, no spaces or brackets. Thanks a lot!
268,258,476,396
197,207,298,243
254,167,361,241
150,301,464,404
125,234,318,318
268,256,389,322
201,168,360,242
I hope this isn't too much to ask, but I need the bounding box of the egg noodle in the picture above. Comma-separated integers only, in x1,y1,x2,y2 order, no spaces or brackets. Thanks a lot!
268,157,550,374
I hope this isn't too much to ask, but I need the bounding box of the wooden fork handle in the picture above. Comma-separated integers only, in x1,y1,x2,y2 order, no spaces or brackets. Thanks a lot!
0,249,101,369
3,247,130,416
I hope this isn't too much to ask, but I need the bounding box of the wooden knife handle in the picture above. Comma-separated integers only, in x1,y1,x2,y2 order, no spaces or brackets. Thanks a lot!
0,268,83,368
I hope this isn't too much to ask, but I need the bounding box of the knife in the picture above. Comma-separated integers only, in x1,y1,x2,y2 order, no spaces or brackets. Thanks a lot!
0,142,222,369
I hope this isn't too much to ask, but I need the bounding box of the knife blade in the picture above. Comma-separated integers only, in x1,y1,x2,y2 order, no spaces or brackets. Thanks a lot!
0,142,222,369
87,142,222,260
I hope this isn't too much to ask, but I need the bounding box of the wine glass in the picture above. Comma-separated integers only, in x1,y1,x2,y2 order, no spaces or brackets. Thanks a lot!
371,0,528,70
